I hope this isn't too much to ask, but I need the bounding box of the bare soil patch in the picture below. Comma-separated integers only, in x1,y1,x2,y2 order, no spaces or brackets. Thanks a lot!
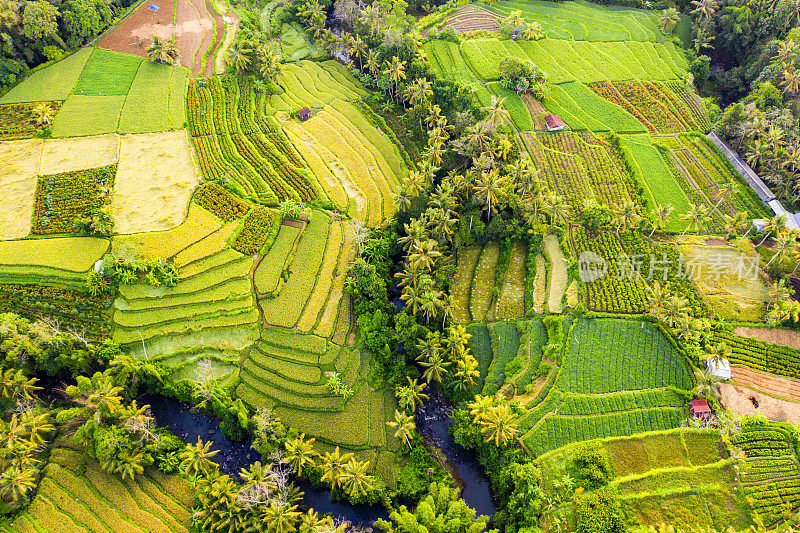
0,139,42,239
112,129,200,234
733,326,800,350
720,381,800,424
521,93,547,130
99,0,216,75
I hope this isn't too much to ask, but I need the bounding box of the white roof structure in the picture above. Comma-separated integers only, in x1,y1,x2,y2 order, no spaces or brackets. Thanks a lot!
708,132,799,230
706,358,731,380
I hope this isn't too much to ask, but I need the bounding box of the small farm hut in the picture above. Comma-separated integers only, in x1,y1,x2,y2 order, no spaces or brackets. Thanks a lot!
706,357,731,380
689,399,712,419
298,107,312,121
545,114,565,132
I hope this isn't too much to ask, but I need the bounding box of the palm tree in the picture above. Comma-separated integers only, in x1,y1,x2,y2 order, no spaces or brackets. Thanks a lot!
366,49,380,76
383,56,406,103
679,202,711,240
781,68,800,95
773,39,798,67
319,446,353,489
262,504,303,533
387,409,416,449
340,459,375,497
723,212,749,240
299,511,335,532
0,369,40,400
453,352,480,390
420,288,445,324
480,404,520,447
543,194,570,227
409,239,441,272
473,170,508,221
0,467,35,502
693,28,715,55
765,230,796,270
649,204,675,237
179,437,219,477
284,434,318,476
351,34,367,71
420,354,451,384
708,185,730,218
612,201,640,238
395,377,428,412
360,3,385,37
31,103,55,126
705,342,732,371
226,41,253,73
482,95,511,129
758,215,787,246
690,0,718,21
658,7,680,33
468,395,497,424
404,77,433,109
258,51,282,82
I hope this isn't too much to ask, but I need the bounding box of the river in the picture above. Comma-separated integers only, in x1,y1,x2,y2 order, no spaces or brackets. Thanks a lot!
146,391,495,527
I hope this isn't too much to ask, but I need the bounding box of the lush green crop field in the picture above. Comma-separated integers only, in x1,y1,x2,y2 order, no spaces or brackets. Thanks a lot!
51,95,126,137
523,131,638,211
486,82,533,131
543,82,646,134
0,48,92,104
519,318,692,455
118,61,178,133
259,211,331,328
455,38,685,84
487,0,662,42
620,135,689,229
254,224,303,295
482,322,521,395
470,242,500,322
71,48,142,96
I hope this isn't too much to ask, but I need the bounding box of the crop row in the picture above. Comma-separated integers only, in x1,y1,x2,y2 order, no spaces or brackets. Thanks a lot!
745,477,800,525
713,331,800,381
591,81,698,134
559,388,685,416
663,81,712,131
32,164,116,235
186,76,317,203
559,319,693,393
526,407,683,456
0,283,111,338
570,225,649,314
741,458,799,483
193,182,250,221
0,101,63,139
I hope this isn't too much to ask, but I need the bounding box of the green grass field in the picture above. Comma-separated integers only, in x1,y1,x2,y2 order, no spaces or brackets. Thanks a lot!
0,237,109,271
0,48,92,104
487,0,662,42
119,61,188,133
51,95,126,137
519,318,693,455
543,82,646,134
71,49,143,96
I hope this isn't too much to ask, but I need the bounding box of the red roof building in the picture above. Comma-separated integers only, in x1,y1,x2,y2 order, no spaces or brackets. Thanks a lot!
689,399,712,418
545,114,565,132
298,107,312,120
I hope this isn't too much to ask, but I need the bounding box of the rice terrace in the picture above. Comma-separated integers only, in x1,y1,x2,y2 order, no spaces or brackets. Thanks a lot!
1,0,800,529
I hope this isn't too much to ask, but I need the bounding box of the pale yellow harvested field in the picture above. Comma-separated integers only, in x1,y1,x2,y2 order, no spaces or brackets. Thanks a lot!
39,134,119,175
0,139,42,240
0,237,109,271
114,203,221,259
112,130,200,234
533,253,547,314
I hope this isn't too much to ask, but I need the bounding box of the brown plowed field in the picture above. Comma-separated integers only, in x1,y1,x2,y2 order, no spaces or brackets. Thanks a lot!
733,326,800,350
730,364,800,402
99,0,222,76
